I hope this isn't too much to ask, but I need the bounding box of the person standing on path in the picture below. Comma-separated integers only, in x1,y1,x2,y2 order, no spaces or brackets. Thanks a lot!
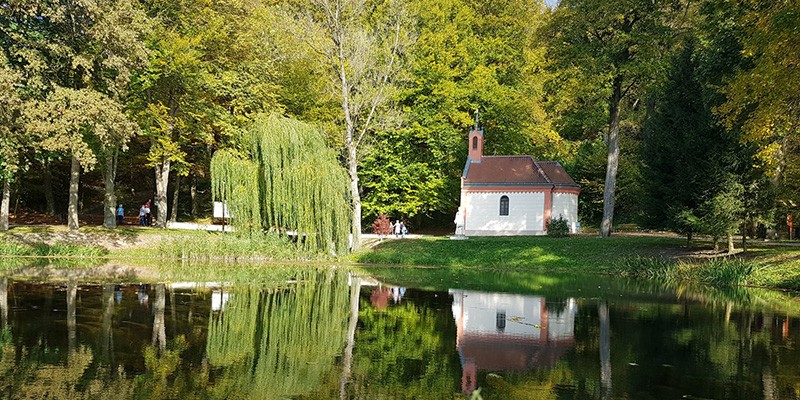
139,204,147,226
394,220,401,238
400,221,407,239
144,199,152,226
116,204,125,225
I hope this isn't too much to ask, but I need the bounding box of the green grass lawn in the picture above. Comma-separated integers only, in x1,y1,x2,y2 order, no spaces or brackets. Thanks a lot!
353,235,800,291
353,235,685,272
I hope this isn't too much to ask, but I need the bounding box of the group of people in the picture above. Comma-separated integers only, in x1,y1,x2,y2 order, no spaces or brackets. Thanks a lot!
391,220,408,238
114,200,153,226
139,200,152,226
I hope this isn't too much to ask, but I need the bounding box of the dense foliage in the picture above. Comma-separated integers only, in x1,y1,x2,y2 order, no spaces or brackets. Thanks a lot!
211,115,351,253
0,0,796,246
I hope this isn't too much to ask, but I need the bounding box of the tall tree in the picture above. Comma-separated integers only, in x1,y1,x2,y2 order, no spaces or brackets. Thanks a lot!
284,0,413,249
0,54,23,231
2,0,148,229
360,0,564,226
133,0,281,228
544,0,679,237
26,88,138,230
640,41,727,235
716,0,799,178
211,115,351,254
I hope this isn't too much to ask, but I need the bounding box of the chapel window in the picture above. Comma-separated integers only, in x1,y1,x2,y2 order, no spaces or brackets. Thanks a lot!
499,196,509,216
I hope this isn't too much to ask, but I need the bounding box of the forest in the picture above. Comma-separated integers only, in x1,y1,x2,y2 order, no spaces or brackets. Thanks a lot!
0,0,797,246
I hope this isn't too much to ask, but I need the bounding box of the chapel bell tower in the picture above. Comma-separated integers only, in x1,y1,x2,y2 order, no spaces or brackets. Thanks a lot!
469,109,483,162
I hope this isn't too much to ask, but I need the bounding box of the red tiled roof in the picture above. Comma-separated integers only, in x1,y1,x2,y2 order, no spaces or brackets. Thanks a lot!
460,335,575,371
463,156,576,186
464,156,546,184
538,161,577,185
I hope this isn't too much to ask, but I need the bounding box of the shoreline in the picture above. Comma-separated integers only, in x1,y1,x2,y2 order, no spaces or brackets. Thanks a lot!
2,227,800,291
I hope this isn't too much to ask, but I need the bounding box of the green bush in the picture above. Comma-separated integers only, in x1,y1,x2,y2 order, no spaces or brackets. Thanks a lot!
547,216,570,237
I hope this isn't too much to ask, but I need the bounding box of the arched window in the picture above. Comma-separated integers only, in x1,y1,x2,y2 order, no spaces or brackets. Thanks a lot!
496,311,506,331
499,195,509,216
472,136,478,150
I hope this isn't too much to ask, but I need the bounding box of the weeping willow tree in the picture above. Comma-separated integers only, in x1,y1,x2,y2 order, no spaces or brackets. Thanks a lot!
211,114,351,253
205,287,261,367
205,267,352,398
210,149,261,233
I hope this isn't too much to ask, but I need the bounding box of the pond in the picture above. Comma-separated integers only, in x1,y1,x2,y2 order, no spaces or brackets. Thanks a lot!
0,265,798,399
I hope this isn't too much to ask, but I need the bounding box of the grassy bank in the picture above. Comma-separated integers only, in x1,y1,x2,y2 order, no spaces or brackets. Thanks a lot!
146,232,329,261
0,240,108,257
4,227,800,290
1,227,332,262
354,236,686,271
354,236,800,290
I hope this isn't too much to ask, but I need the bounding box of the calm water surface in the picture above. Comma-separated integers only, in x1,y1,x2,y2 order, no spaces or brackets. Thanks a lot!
0,266,798,399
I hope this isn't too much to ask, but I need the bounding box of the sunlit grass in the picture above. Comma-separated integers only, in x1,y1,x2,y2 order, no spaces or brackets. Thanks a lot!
0,240,107,257
353,235,685,272
355,235,800,290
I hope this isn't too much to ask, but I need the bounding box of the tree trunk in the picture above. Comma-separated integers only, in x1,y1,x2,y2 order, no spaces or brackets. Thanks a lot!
67,279,77,354
152,284,166,352
68,156,81,230
102,150,117,229
43,159,56,216
101,284,115,363
687,230,693,248
0,179,9,231
727,233,735,254
339,276,361,400
348,148,362,251
154,158,171,228
170,173,181,223
600,76,623,238
0,278,7,329
190,175,198,217
599,301,612,399
742,222,748,253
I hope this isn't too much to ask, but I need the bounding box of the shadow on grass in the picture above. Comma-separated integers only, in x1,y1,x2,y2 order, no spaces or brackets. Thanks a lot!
2,225,148,253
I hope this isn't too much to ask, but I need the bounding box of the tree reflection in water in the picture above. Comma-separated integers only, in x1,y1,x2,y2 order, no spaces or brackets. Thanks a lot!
0,268,798,399
204,267,351,398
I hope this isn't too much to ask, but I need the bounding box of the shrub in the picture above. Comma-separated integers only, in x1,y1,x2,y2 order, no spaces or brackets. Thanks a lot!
547,216,570,237
372,214,392,237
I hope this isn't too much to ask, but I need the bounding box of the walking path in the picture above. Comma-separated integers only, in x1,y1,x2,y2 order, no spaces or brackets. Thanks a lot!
166,221,233,232
163,223,800,247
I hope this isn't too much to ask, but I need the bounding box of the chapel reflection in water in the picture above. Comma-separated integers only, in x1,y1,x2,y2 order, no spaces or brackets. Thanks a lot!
450,289,577,395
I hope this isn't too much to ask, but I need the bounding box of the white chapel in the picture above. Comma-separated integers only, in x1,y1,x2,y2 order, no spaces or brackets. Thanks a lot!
455,127,580,236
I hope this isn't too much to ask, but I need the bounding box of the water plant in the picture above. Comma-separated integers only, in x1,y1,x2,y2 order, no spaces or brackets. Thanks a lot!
616,256,754,287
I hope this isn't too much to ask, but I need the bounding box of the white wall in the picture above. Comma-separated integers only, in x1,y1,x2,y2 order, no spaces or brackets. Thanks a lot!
551,192,579,233
449,289,578,339
463,192,544,235
450,289,543,338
